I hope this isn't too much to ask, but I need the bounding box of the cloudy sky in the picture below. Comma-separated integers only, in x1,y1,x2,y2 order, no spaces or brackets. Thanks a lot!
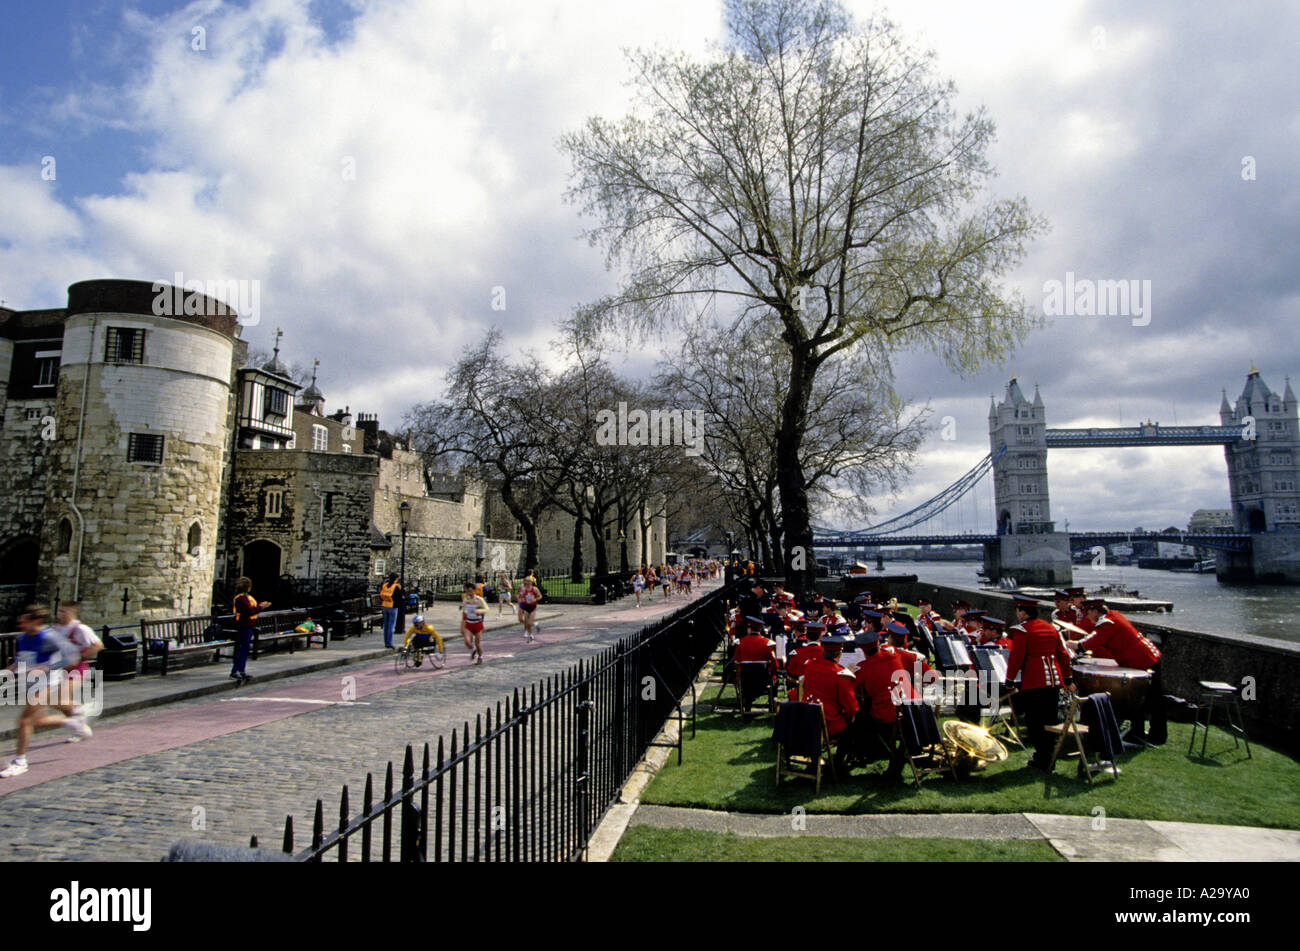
3,0,1296,533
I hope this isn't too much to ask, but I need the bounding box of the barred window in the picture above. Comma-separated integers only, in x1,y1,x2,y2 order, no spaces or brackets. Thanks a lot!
263,387,289,417
265,488,284,518
105,327,145,364
374,558,386,577
127,432,164,464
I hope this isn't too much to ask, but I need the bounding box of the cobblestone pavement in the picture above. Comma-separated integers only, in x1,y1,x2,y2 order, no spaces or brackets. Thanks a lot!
0,582,722,861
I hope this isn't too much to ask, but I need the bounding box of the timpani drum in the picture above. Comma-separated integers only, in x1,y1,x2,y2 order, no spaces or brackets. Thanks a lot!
1072,658,1152,722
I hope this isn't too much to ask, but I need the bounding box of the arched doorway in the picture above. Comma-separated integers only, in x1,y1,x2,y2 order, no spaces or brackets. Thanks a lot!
998,510,1012,535
241,540,282,600
0,536,39,586
1248,508,1266,533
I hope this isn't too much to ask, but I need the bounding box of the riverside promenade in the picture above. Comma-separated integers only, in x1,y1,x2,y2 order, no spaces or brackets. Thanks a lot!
0,583,719,861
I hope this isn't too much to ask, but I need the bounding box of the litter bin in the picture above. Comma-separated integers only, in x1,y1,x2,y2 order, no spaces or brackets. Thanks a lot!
97,629,139,681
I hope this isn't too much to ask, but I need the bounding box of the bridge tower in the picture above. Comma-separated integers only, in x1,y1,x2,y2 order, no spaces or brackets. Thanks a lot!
1218,368,1300,581
985,378,1073,585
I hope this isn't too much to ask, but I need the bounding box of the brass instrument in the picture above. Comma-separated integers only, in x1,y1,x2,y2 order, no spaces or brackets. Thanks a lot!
942,719,1009,779
1052,618,1090,638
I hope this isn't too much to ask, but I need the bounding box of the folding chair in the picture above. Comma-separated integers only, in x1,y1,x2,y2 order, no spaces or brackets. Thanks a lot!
774,701,838,794
895,700,955,788
1044,695,1117,789
714,661,775,715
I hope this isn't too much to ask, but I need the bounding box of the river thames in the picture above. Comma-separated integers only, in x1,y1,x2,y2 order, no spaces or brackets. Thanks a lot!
894,560,1300,646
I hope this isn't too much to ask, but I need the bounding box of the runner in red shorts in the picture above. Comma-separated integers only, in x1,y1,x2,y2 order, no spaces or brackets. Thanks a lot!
518,576,541,642
461,583,489,665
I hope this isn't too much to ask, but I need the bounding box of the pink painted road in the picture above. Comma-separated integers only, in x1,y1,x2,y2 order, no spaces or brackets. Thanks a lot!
0,582,722,852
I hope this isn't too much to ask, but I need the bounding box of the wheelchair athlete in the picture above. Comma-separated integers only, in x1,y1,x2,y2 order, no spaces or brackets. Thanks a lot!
402,616,445,667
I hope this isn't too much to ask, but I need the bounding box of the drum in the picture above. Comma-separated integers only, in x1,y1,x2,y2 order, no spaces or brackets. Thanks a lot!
1072,658,1151,722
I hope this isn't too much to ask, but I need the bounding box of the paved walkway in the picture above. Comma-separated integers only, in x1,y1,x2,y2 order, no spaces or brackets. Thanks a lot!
626,805,1300,861
0,583,721,860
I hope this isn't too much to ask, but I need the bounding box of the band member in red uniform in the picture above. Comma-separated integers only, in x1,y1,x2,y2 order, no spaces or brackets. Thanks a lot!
1006,597,1076,769
845,630,911,781
915,597,943,634
1067,587,1093,633
791,636,859,741
975,616,1014,650
786,622,825,680
1070,599,1166,744
885,622,932,692
771,582,795,610
1050,590,1076,627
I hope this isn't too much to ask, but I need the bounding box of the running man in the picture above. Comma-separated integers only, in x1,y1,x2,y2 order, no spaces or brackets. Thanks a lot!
461,582,489,664
52,601,102,731
518,575,541,642
2,604,86,778
496,572,513,616
660,565,673,599
403,615,445,667
631,568,646,607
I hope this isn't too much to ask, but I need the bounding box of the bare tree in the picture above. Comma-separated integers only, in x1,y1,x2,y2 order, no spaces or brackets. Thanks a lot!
405,331,571,570
562,0,1044,589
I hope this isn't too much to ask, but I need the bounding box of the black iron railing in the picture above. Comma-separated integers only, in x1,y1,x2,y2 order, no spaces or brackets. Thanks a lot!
278,580,739,862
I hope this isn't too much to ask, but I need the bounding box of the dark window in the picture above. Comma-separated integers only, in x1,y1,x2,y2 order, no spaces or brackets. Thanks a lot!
57,518,73,555
187,522,202,554
263,386,289,417
127,432,164,464
34,356,58,387
105,327,145,364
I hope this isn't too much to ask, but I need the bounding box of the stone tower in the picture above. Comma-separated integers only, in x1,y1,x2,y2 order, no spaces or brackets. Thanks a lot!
984,377,1072,585
36,280,242,621
1220,368,1300,534
989,378,1054,534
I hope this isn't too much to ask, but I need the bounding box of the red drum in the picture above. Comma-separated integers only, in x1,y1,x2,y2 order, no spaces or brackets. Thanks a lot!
1072,658,1151,722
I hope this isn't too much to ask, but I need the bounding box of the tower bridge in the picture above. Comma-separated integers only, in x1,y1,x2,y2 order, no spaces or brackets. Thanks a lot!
813,369,1300,584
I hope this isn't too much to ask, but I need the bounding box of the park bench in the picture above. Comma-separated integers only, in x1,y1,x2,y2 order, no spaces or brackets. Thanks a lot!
239,609,328,659
141,614,235,675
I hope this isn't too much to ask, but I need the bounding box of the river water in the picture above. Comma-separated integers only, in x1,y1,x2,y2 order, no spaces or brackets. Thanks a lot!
890,560,1300,646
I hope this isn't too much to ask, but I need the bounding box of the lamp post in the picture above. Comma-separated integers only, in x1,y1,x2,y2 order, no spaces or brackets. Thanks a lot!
399,501,411,590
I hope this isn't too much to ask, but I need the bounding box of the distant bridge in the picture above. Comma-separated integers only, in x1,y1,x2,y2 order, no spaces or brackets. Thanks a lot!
812,530,1251,554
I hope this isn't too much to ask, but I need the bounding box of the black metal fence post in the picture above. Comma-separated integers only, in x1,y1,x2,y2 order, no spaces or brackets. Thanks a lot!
575,667,593,859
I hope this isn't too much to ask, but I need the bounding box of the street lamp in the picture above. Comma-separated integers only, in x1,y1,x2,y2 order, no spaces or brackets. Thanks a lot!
399,501,411,590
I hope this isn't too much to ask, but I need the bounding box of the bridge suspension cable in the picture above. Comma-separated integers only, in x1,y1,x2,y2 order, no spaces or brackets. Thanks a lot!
815,446,1005,539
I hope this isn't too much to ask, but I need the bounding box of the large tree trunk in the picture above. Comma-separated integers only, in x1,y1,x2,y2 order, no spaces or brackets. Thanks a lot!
588,507,610,574
570,514,585,582
500,478,539,574
777,349,817,593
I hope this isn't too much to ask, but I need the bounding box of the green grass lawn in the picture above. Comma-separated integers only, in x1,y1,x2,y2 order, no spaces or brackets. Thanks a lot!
611,826,1063,862
644,688,1300,829
535,575,592,598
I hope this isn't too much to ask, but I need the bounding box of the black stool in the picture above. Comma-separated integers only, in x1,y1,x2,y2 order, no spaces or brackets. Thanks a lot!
1189,681,1251,759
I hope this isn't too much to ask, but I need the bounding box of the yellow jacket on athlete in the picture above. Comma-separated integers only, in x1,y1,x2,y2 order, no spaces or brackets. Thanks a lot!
404,620,444,652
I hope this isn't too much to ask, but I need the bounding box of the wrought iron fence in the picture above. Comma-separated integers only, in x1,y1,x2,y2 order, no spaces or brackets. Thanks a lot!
278,579,740,862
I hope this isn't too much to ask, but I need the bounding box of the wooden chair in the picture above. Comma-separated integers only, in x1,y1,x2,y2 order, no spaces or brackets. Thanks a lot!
1044,695,1117,789
716,661,776,716
774,701,838,794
